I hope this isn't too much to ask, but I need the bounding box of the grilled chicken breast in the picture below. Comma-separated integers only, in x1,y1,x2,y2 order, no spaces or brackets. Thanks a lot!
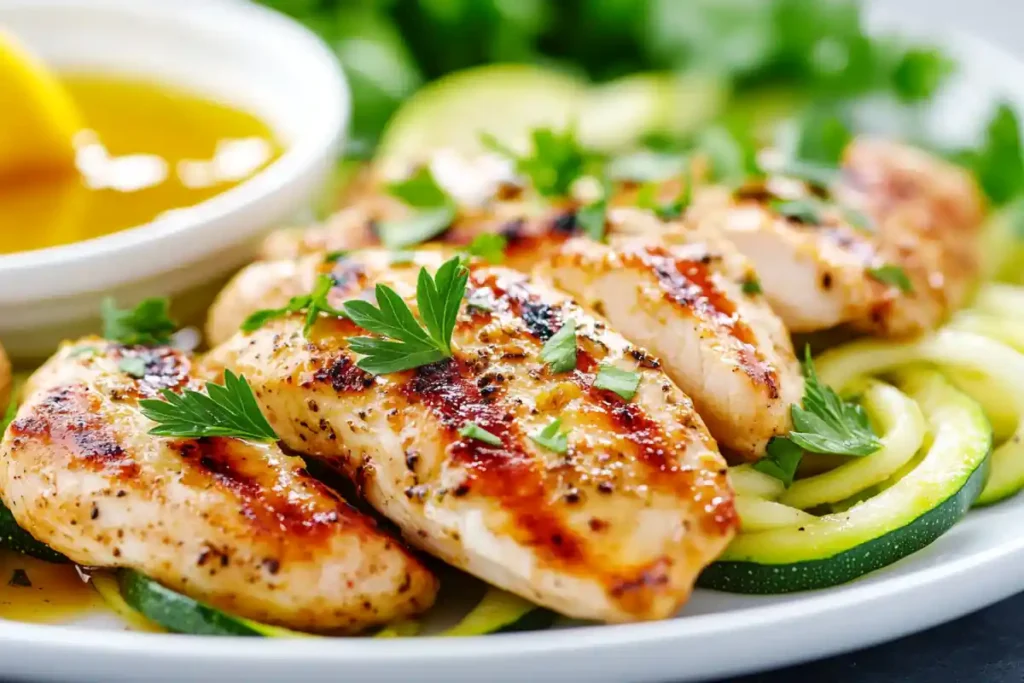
0,340,437,631
205,250,737,622
246,174,802,460
688,138,984,337
540,209,802,459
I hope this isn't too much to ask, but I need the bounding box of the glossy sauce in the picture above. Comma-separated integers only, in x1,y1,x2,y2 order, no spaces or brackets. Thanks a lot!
0,75,282,255
0,551,104,623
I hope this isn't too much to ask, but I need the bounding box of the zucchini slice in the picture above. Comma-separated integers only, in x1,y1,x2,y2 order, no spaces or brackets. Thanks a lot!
117,570,309,637
698,369,990,594
0,502,66,563
442,588,553,636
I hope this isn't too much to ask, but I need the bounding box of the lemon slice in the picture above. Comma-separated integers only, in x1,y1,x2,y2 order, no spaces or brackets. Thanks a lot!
0,29,80,178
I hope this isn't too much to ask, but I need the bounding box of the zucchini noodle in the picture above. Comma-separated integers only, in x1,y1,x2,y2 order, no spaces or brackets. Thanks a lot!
729,464,784,500
778,380,927,510
816,328,1024,505
735,496,815,532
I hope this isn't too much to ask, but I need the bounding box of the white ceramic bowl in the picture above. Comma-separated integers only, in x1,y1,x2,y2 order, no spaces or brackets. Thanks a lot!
0,0,348,361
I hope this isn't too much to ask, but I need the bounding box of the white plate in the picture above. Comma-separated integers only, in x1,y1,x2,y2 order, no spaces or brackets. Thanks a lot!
2,15,1024,683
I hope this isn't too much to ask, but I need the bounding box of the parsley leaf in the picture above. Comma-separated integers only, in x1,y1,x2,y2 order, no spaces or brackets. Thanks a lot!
793,107,852,165
324,250,350,263
577,196,608,241
459,422,502,446
772,198,827,225
531,418,570,454
770,158,840,189
753,437,804,487
101,298,177,347
594,364,641,400
867,265,913,293
379,166,458,249
962,102,1024,206
344,256,468,374
387,167,450,208
241,274,347,336
462,233,507,264
118,357,147,378
482,127,595,197
377,206,457,250
540,319,577,373
138,370,278,442
741,276,762,295
694,126,759,185
892,47,954,103
788,348,882,456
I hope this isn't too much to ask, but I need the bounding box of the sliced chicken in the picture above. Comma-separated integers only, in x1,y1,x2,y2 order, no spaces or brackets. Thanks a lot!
540,209,803,460
0,340,437,632
204,250,737,622
688,137,984,337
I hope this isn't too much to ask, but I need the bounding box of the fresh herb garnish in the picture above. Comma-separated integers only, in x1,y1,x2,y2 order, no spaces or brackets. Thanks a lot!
387,166,451,208
344,256,468,374
138,370,278,442
788,348,882,457
594,364,641,400
754,349,882,486
867,265,913,293
462,233,507,264
577,192,609,241
741,275,762,295
118,357,147,379
753,437,804,487
377,206,457,250
540,319,578,373
241,274,348,336
793,107,852,165
606,151,687,183
68,345,99,359
958,102,1024,207
892,48,955,103
101,298,177,347
770,159,840,189
459,422,502,446
379,167,458,249
772,198,828,225
482,127,596,197
695,126,759,186
531,418,570,454
324,250,350,263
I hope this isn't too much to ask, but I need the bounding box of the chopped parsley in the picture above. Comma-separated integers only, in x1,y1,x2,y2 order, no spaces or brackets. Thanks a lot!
594,364,641,400
531,418,570,454
867,265,913,293
241,274,348,336
458,422,502,446
539,319,578,373
101,298,177,347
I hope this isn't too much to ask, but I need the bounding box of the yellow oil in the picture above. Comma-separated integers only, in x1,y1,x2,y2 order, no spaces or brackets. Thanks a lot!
0,74,282,255
0,551,105,623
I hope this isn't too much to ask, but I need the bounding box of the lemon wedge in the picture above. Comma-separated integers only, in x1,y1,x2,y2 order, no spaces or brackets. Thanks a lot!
0,29,80,179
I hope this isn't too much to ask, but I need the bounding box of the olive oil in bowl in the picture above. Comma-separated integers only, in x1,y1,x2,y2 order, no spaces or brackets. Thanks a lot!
0,75,282,255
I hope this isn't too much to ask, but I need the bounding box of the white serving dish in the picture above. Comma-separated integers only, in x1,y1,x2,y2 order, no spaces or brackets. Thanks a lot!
0,0,348,361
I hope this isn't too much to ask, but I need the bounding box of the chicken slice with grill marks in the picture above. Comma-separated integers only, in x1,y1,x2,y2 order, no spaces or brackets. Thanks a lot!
203,250,737,622
536,209,803,461
0,340,437,632
687,137,985,337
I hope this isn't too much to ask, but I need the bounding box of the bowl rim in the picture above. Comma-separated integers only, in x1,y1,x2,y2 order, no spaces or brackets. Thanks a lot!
0,0,348,299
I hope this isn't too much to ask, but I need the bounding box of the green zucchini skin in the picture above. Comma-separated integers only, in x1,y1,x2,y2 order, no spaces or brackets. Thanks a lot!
0,503,67,563
118,570,266,636
494,608,556,633
698,457,989,593
698,371,991,594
